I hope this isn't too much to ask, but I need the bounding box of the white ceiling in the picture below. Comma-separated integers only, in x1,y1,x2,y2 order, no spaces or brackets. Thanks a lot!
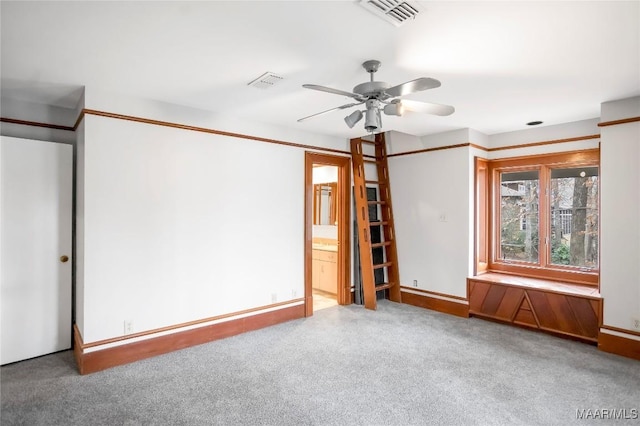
1,1,639,139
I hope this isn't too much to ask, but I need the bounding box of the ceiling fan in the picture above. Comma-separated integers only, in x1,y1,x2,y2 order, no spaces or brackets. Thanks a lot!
298,60,454,133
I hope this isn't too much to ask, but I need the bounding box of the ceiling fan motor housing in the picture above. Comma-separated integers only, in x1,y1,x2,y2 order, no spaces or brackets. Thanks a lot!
353,81,391,99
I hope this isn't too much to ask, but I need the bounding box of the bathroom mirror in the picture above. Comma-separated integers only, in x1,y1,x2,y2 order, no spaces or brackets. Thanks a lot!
313,183,337,225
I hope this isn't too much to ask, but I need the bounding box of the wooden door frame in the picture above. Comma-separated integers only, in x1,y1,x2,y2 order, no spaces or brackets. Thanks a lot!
304,152,351,317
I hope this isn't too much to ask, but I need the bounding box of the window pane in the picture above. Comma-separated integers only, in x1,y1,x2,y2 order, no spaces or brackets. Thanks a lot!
550,167,598,269
500,171,539,263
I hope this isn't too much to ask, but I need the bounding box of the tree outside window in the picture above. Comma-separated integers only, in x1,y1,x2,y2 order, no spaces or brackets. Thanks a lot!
549,167,598,269
487,150,599,285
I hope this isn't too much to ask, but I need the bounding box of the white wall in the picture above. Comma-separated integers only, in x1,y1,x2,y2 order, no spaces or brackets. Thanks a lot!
600,96,640,334
77,91,346,344
313,225,338,240
389,142,472,298
386,128,471,155
75,120,85,336
312,165,337,184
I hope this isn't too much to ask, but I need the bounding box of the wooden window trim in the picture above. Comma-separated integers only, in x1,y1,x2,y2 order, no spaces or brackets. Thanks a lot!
484,149,600,286
474,157,489,275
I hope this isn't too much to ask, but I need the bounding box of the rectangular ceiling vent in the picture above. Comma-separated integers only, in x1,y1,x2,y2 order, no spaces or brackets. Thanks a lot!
248,72,284,89
359,0,422,27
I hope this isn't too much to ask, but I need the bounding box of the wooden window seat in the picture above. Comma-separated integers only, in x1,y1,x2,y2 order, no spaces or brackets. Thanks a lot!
467,272,601,342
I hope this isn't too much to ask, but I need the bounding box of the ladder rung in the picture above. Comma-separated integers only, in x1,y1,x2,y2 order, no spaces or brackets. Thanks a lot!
372,261,393,270
360,139,377,145
369,221,389,226
375,282,394,291
367,200,386,205
370,241,392,249
365,180,384,184
363,159,380,164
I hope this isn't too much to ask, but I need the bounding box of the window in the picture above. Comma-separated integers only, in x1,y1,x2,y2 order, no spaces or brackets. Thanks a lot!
549,167,599,269
485,150,599,285
500,171,539,262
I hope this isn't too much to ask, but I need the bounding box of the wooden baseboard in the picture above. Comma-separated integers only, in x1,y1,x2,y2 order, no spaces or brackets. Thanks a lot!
598,330,640,361
74,304,305,375
401,290,469,318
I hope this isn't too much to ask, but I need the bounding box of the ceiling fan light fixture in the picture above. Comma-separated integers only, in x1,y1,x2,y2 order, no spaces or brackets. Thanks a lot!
344,110,364,128
299,60,454,131
364,107,382,132
383,101,404,116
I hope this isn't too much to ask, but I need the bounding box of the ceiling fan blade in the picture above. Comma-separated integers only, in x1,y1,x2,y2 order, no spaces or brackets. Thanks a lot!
302,84,365,100
385,78,441,98
401,99,455,116
297,102,364,122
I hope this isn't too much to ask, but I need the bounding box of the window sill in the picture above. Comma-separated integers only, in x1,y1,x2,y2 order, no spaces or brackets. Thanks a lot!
488,262,599,286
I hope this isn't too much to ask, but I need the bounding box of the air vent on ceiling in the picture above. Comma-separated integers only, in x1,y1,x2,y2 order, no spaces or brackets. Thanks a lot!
359,0,422,27
248,72,284,89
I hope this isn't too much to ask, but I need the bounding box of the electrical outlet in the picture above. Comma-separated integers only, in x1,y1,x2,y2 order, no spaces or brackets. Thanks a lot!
124,320,133,335
413,280,418,287
632,317,640,331
438,214,447,222
292,289,297,298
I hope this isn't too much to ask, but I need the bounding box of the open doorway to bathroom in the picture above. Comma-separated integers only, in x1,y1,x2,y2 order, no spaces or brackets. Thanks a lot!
304,152,351,316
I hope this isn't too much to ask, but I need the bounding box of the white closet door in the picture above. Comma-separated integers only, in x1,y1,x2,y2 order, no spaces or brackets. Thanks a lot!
1,136,72,365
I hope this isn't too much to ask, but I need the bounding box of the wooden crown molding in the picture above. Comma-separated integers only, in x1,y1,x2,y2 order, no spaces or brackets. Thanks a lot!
82,109,351,155
0,117,75,132
4,109,604,158
387,143,474,158
487,134,600,152
597,116,640,127
2,109,352,156
386,135,600,158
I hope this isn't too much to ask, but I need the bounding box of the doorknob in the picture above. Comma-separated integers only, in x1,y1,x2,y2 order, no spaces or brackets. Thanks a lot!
60,255,69,263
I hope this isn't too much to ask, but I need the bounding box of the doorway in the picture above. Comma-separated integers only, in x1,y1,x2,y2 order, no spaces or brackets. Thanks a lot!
304,152,351,316
1,136,73,364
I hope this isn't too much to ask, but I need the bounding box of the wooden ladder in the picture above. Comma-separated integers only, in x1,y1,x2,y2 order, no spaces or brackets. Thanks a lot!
351,132,402,310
